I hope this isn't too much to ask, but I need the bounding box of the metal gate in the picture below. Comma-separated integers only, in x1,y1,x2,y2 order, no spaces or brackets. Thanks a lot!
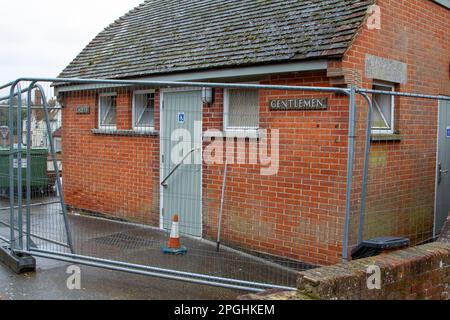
0,81,73,254
0,77,449,293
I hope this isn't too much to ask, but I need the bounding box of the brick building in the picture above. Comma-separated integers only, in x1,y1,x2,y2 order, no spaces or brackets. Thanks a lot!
55,0,450,266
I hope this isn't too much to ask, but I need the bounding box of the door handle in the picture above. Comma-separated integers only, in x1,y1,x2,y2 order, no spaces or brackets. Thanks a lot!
438,162,448,184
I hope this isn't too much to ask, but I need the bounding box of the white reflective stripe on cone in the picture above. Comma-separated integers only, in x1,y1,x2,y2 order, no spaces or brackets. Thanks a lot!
170,222,179,238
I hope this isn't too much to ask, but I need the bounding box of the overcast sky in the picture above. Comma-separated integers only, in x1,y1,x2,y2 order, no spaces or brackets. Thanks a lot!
0,0,144,85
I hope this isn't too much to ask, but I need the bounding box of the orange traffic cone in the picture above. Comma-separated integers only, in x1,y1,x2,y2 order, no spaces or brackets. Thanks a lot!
162,214,187,255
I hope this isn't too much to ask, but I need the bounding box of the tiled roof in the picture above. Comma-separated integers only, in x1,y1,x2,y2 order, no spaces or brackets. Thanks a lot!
58,0,374,79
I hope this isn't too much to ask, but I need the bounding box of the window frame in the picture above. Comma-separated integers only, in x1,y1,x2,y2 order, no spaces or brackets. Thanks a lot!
132,89,156,132
223,86,260,137
371,81,395,135
54,137,62,153
98,92,117,130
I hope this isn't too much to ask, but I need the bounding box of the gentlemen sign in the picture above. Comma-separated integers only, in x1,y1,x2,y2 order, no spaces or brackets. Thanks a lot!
76,106,90,114
269,98,328,111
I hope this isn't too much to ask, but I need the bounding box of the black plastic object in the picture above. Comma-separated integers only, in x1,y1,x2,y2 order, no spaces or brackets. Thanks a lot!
351,236,410,260
0,245,36,274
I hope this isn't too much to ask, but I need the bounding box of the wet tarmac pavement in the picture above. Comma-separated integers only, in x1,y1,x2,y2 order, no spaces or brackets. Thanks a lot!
0,256,241,300
0,197,301,299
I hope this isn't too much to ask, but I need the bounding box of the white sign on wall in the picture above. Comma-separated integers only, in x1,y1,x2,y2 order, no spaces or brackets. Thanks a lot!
178,112,186,124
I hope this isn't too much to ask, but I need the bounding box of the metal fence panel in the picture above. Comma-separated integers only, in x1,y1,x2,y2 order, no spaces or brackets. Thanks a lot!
0,77,448,292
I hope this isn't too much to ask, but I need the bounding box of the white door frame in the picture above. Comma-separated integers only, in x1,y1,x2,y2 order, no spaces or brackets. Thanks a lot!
159,87,203,236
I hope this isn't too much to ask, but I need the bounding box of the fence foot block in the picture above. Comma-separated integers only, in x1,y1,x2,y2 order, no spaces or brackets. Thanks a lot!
162,247,187,255
0,246,36,274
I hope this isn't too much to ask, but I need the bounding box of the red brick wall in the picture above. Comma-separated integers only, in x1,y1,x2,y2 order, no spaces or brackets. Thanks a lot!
60,0,450,267
62,72,349,266
62,89,160,225
202,71,349,265
337,0,450,250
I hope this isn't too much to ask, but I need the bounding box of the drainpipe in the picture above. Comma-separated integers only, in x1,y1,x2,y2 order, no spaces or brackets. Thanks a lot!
342,85,357,262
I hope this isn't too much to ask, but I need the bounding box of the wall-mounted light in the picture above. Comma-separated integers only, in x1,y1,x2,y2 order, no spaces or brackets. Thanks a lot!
201,87,214,106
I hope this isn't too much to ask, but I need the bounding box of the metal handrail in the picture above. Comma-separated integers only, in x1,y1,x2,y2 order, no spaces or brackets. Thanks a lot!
0,80,14,91
161,146,201,187
0,104,62,110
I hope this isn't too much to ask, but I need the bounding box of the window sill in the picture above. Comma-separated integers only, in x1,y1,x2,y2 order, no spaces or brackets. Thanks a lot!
91,128,159,137
203,129,259,139
371,133,402,142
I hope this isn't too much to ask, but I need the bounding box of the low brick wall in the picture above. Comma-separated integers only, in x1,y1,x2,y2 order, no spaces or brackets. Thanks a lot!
440,217,450,244
241,242,450,300
240,217,450,300
296,242,449,300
